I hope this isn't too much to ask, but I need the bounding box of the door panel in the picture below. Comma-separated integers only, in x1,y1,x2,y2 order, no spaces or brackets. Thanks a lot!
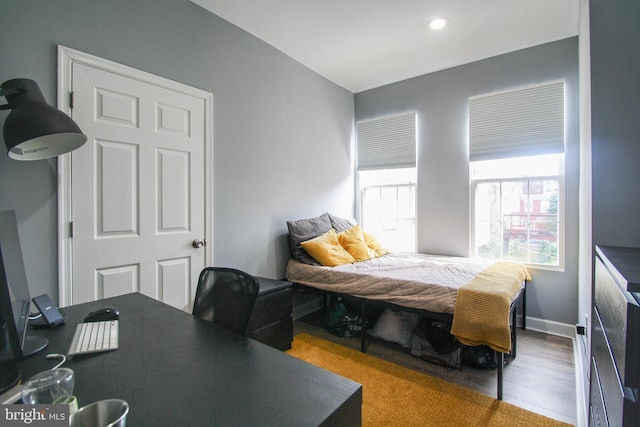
157,149,190,232
96,265,139,299
158,257,191,309
70,62,207,311
97,139,139,236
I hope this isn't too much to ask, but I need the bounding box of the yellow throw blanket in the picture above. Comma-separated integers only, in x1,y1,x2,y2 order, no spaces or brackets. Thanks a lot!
450,262,530,354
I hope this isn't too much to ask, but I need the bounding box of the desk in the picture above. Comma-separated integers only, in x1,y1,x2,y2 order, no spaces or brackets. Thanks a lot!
17,293,362,426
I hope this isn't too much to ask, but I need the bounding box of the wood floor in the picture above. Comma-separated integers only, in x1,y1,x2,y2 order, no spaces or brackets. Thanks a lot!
294,309,577,426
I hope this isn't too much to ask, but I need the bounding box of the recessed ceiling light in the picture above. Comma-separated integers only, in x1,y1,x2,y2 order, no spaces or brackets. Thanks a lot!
429,17,448,30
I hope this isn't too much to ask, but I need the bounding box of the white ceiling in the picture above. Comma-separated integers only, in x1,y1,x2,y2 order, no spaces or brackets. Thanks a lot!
191,0,580,93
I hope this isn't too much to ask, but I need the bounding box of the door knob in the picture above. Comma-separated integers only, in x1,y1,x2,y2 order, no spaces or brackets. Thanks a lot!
192,239,206,249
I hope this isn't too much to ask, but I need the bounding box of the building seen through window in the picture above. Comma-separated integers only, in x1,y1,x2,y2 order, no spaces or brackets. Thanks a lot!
471,154,563,268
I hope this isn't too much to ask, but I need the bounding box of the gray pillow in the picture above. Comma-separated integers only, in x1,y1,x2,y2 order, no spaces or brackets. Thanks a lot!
327,213,356,233
287,213,332,265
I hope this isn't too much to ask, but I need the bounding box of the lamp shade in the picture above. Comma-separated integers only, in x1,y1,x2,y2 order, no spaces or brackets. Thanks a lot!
1,79,87,161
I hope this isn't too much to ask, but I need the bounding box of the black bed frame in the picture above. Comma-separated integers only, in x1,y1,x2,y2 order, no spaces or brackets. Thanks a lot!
293,282,527,400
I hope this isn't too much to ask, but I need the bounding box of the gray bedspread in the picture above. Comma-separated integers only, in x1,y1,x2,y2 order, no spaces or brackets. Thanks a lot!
286,252,496,314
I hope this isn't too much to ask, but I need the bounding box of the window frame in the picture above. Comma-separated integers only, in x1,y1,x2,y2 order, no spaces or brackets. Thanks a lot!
470,172,565,271
358,177,417,253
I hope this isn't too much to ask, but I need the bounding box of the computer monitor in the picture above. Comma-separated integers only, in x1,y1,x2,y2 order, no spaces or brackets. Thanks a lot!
0,210,48,362
0,244,23,393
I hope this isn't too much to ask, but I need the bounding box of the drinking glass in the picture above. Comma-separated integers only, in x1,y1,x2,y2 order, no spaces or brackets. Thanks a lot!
21,368,75,404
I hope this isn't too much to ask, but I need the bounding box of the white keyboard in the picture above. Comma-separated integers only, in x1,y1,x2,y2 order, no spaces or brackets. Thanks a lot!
68,320,119,356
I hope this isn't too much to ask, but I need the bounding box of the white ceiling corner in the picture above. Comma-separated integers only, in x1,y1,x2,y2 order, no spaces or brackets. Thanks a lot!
191,0,579,93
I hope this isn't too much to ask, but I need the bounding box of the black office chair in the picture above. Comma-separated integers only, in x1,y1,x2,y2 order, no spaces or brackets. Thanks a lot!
192,267,260,335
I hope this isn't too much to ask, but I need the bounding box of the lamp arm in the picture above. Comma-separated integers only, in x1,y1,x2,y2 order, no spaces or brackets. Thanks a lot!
0,87,26,110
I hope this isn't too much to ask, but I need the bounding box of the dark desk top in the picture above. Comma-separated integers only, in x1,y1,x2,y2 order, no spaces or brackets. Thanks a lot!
596,245,640,294
18,293,361,426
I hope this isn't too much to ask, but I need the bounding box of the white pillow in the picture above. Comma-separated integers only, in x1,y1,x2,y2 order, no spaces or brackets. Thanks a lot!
368,309,421,348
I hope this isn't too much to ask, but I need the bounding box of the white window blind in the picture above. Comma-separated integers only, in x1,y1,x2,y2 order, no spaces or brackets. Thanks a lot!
469,81,565,161
357,112,416,170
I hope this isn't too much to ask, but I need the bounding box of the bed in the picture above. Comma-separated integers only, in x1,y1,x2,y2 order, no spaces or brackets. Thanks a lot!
285,213,530,400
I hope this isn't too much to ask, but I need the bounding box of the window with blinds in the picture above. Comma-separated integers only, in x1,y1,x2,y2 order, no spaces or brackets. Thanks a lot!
356,112,416,170
356,112,417,252
469,81,566,269
469,80,565,161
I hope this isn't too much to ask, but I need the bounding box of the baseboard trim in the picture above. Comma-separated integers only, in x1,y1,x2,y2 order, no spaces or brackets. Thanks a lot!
573,334,588,427
522,315,576,338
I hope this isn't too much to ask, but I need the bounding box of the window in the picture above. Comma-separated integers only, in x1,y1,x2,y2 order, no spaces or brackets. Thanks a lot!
357,113,416,252
359,168,416,252
469,81,565,269
471,155,563,267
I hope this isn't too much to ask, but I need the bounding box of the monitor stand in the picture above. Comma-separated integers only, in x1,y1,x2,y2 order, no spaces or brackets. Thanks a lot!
22,335,48,357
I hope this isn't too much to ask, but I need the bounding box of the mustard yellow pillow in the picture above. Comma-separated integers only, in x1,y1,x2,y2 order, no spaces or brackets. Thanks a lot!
301,229,356,267
337,225,376,262
362,230,390,257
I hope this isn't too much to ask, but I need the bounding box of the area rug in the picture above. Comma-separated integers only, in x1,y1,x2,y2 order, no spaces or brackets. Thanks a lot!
287,333,572,427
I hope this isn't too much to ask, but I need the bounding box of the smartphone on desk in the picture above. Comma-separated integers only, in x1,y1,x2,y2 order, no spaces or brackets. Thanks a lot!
32,294,65,327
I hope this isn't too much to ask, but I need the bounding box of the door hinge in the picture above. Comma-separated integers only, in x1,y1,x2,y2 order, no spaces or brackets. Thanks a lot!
69,221,74,238
69,91,74,109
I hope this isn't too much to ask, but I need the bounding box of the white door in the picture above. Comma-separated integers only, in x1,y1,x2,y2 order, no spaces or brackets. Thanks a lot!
67,61,209,311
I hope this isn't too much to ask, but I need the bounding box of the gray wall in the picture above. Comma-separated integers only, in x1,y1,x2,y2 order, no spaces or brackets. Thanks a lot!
584,0,640,417
590,0,640,248
0,0,583,327
0,0,354,303
355,38,580,325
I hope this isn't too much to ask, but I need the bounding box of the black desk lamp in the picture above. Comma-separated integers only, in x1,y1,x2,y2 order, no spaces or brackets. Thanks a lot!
0,78,87,397
0,78,86,160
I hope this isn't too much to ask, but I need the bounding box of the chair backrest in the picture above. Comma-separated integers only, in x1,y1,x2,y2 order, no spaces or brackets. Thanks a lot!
192,267,260,335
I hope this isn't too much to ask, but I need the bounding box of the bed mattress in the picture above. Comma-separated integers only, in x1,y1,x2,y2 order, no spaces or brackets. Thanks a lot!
286,252,504,315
